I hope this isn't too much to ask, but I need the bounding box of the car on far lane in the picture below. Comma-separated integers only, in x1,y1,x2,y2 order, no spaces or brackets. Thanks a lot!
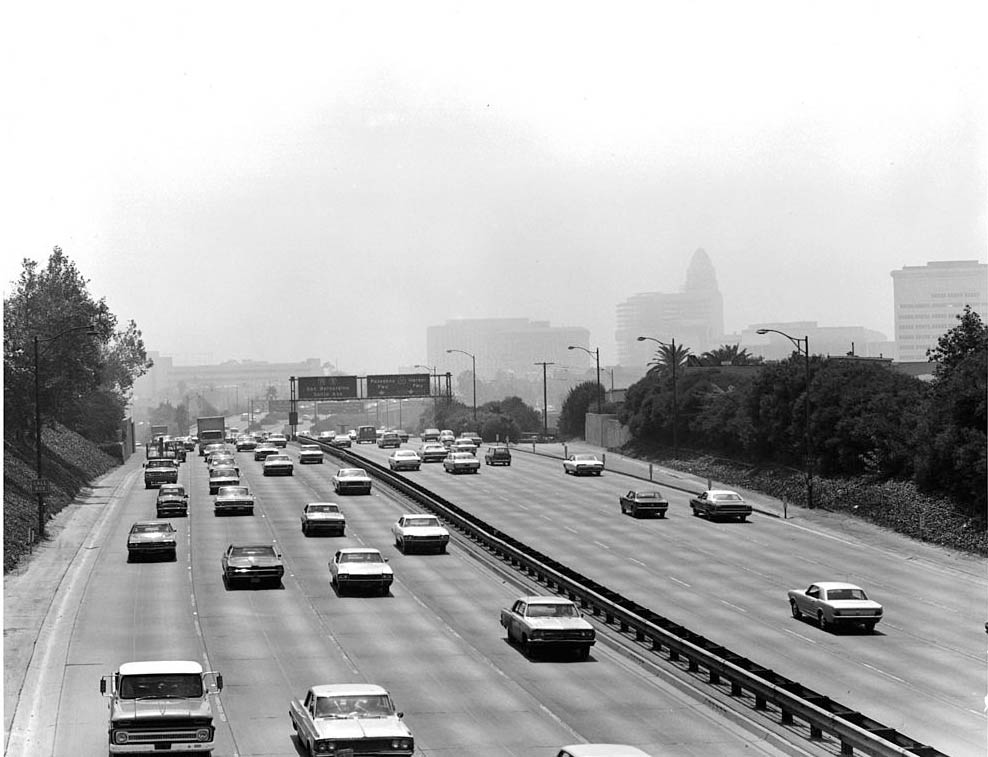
127,520,177,562
254,443,279,461
221,543,284,588
391,513,449,553
788,582,883,633
378,431,402,449
388,449,422,471
418,443,448,463
300,502,346,536
214,485,254,516
563,454,604,476
263,454,294,476
329,434,352,449
329,548,393,595
235,436,257,451
556,746,654,757
619,489,669,518
298,444,324,464
689,489,751,522
443,452,480,475
332,467,372,495
484,444,511,466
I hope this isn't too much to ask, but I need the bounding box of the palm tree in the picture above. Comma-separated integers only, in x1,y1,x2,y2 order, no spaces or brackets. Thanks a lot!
700,344,762,366
646,342,692,376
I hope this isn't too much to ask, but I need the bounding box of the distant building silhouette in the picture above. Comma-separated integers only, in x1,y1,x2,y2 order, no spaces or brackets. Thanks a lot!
616,248,724,366
890,260,988,361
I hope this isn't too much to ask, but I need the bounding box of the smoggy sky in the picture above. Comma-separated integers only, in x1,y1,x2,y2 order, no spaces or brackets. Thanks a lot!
3,1,985,370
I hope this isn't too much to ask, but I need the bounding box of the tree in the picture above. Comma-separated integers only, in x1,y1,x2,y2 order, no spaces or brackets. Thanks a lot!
646,342,691,377
699,344,762,366
558,381,601,438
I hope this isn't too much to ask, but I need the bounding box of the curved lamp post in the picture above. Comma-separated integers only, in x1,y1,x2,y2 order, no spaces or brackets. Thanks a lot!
567,345,602,413
34,322,98,539
445,349,476,422
757,328,813,509
637,335,679,457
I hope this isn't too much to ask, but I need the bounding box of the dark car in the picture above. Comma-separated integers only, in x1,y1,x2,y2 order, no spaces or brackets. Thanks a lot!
619,489,669,518
484,445,512,466
222,543,284,588
689,489,751,522
156,484,189,518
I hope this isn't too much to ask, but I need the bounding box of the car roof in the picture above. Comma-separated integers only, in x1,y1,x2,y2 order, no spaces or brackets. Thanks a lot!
520,595,575,605
338,547,381,555
310,683,389,698
706,489,741,496
118,660,203,676
813,581,865,591
132,519,173,527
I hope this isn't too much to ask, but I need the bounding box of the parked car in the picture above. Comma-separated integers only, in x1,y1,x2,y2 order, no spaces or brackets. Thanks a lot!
300,502,346,536
127,520,177,561
263,454,294,476
298,444,324,464
391,514,449,553
214,485,254,516
563,454,604,476
388,449,422,471
484,445,511,466
788,582,883,632
619,489,668,518
288,684,413,757
332,467,372,495
500,595,595,659
155,484,188,518
419,442,448,463
329,548,393,595
222,543,284,588
689,490,751,521
443,452,480,474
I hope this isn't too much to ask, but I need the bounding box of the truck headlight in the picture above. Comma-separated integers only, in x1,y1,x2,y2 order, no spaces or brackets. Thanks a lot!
113,731,129,744
195,728,210,741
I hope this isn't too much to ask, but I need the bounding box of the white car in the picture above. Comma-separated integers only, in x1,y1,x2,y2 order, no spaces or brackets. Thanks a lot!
298,444,324,464
557,747,654,757
563,454,604,476
289,684,413,757
391,514,449,554
788,582,884,632
332,467,372,495
329,548,393,595
214,485,255,516
388,450,422,471
262,454,294,476
300,502,346,536
443,452,480,474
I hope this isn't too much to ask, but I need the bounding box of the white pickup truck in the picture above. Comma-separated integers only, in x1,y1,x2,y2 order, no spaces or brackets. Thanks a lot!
289,683,414,756
99,660,223,754
500,595,596,660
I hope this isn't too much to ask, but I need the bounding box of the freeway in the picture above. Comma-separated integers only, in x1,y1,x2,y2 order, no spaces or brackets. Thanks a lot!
6,444,811,757
350,438,988,757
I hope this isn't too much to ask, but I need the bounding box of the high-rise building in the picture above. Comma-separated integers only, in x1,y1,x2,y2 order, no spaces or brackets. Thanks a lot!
616,248,724,366
891,260,987,361
426,318,590,381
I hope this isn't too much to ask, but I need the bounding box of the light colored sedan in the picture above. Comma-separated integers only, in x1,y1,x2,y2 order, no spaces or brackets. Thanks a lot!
557,746,654,757
298,443,324,464
391,513,449,553
332,467,372,494
263,453,294,476
388,449,422,471
300,502,346,536
788,582,883,632
563,454,604,476
329,548,393,595
443,452,480,474
419,443,448,463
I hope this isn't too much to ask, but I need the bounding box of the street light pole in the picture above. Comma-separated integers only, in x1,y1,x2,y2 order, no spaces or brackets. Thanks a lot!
567,345,601,413
637,335,679,457
533,361,555,435
33,323,98,540
414,364,438,420
445,349,476,422
757,328,813,509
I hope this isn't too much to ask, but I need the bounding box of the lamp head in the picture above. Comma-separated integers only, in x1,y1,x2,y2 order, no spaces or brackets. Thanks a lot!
567,345,576,351
756,329,769,335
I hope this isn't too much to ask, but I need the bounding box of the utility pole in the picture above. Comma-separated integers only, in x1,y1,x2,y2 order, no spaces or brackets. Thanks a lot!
534,361,555,435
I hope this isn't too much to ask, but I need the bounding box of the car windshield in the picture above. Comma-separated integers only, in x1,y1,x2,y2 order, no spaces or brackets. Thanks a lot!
147,460,174,468
395,452,416,458
527,603,578,618
316,694,393,718
219,487,249,497
301,445,320,451
131,523,173,534
229,546,276,558
308,505,339,513
405,517,439,528
119,673,203,699
160,487,184,495
635,491,662,499
211,468,237,477
712,493,742,501
267,455,290,462
339,469,365,477
573,455,598,461
340,552,383,563
827,588,868,601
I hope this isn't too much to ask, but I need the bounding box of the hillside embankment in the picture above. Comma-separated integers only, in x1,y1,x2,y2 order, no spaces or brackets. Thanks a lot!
4,424,119,573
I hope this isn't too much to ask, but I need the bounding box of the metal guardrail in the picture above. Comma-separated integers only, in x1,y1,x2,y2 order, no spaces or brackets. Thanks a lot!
304,437,947,757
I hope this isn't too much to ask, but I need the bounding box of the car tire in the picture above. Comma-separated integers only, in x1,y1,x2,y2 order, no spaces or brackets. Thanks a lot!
864,622,877,633
790,600,802,619
302,524,309,536
631,506,639,518
576,646,590,661
818,612,829,631
521,635,532,657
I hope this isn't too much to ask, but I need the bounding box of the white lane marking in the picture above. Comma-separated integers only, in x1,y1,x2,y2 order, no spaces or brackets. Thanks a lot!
593,541,611,550
629,558,646,567
783,628,817,645
565,526,579,534
860,662,906,684
719,600,748,613
669,576,690,587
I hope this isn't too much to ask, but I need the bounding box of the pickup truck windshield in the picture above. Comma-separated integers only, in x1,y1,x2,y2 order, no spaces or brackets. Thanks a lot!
119,673,202,699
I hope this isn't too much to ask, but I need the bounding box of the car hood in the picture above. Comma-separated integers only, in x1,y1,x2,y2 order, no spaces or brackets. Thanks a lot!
524,617,594,631
111,698,211,723
338,564,392,577
129,533,175,544
311,715,410,740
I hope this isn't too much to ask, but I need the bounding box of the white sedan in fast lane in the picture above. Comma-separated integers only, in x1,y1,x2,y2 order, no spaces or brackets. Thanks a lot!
388,449,422,471
788,582,883,632
391,513,449,553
